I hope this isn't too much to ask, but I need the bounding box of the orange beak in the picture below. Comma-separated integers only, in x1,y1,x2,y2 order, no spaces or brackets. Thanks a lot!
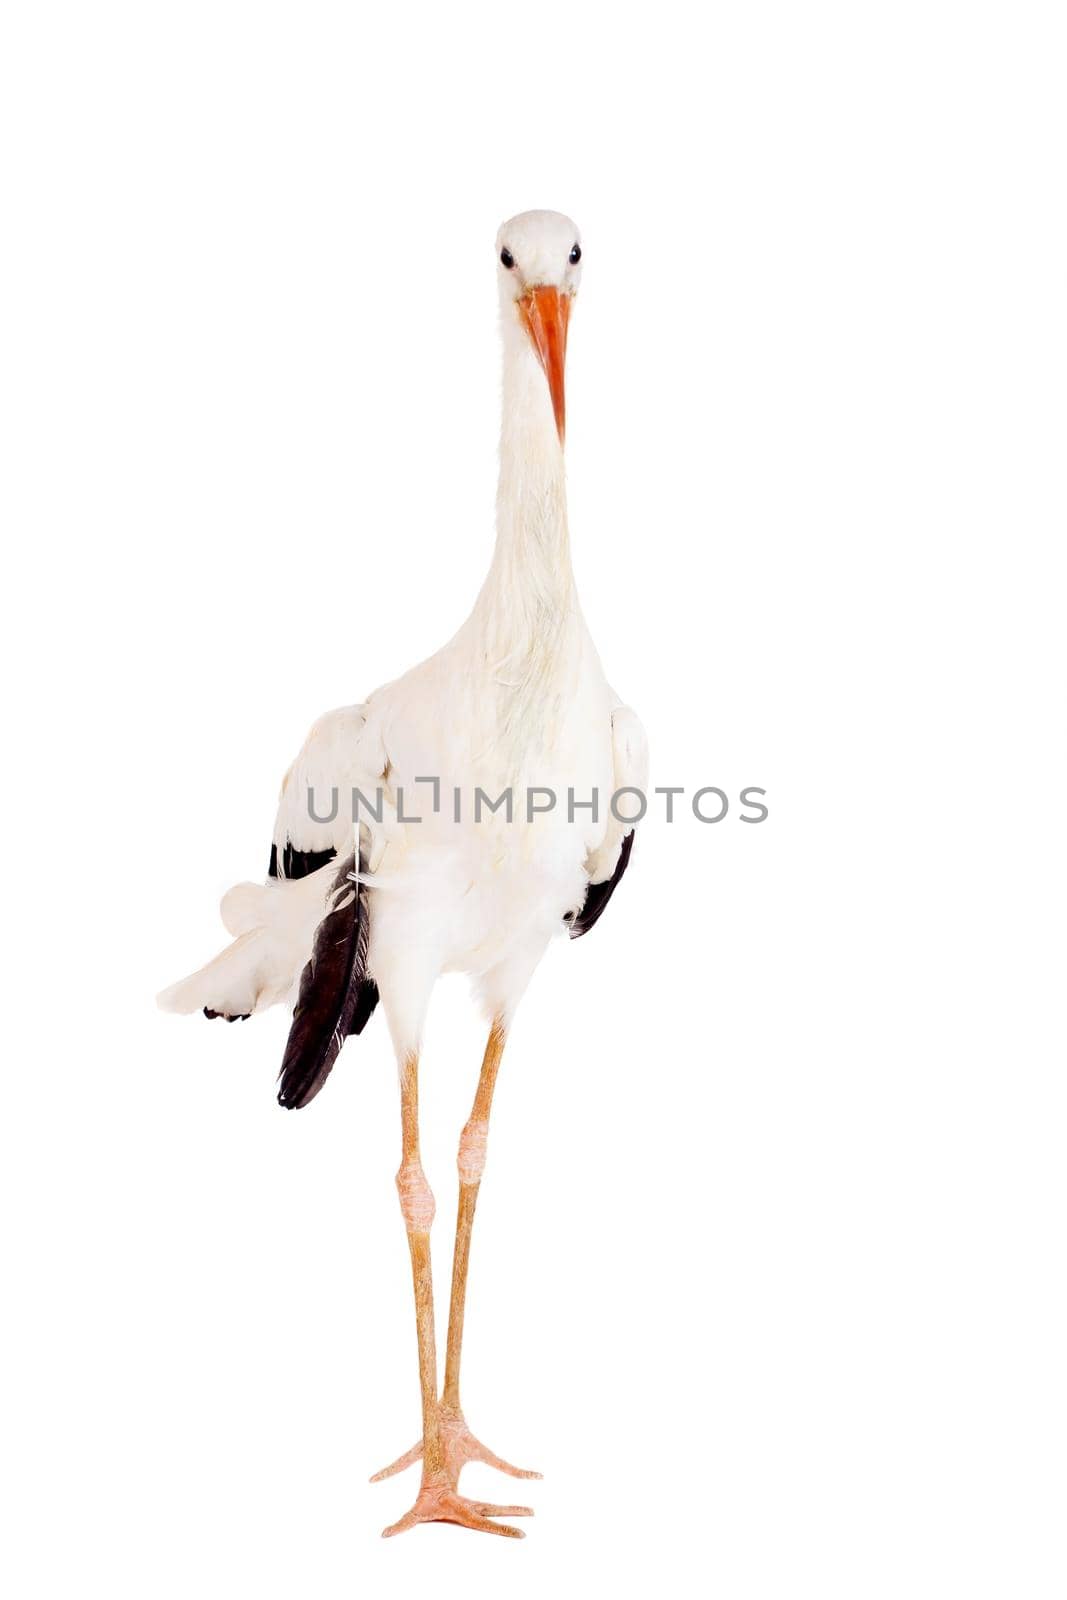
519,285,571,444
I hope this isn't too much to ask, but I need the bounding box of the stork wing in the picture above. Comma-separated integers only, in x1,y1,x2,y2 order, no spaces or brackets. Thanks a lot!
567,703,648,938
161,702,385,1089
268,704,377,881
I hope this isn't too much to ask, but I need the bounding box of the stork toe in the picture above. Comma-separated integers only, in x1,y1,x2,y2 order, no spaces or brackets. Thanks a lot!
371,1405,541,1485
381,1479,530,1539
369,1439,424,1482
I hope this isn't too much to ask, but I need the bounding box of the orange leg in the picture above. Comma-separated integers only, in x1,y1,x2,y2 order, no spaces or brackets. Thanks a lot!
375,1025,539,1536
379,1042,534,1539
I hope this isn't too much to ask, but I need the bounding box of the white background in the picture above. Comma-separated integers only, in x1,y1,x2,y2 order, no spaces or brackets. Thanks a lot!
2,3,1064,1595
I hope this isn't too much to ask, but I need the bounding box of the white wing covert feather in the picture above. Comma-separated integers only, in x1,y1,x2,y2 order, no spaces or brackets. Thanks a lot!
272,703,385,862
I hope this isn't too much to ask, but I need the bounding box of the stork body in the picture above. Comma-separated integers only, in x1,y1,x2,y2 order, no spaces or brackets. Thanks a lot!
160,211,647,1538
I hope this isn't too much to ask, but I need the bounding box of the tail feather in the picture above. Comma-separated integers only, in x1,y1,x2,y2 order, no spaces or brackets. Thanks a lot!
157,867,336,1020
156,928,285,1019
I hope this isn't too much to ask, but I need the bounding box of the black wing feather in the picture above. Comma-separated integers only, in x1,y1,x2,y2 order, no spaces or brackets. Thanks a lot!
268,841,339,881
567,829,635,939
269,838,379,1046
276,849,374,1110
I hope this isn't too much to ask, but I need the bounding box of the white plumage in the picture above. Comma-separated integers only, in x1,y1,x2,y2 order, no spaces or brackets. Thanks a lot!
160,209,646,1061
159,209,647,1539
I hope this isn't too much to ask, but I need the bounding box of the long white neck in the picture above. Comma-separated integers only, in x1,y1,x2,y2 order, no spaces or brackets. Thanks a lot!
463,303,581,763
473,307,576,658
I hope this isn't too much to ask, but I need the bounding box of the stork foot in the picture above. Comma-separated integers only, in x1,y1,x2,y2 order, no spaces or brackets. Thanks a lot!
381,1474,532,1539
371,1403,541,1486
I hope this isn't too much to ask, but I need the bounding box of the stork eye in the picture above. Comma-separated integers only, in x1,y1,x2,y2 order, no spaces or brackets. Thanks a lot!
569,244,581,264
500,247,515,269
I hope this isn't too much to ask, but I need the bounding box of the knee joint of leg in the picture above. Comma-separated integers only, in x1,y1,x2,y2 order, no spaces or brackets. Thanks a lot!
457,1117,489,1186
396,1161,435,1232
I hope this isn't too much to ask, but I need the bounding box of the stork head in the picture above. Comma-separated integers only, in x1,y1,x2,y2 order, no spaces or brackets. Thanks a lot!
496,209,582,444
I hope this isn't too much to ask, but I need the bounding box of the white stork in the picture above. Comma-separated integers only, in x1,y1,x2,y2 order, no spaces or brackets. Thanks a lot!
159,209,648,1539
